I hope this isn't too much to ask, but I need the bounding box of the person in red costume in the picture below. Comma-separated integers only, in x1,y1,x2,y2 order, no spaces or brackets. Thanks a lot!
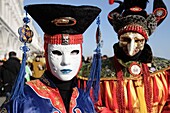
78,0,170,113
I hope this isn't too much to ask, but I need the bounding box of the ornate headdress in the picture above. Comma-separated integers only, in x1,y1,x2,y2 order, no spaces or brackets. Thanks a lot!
24,4,101,71
108,0,167,40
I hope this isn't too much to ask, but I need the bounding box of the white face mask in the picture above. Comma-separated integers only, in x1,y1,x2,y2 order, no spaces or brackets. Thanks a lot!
48,44,82,81
119,32,145,56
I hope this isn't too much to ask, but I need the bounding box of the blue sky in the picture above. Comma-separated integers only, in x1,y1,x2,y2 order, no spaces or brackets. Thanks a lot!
24,0,170,59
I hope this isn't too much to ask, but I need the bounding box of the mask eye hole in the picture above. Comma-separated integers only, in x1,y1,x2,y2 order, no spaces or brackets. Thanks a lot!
52,50,62,56
124,38,131,43
135,39,145,43
71,50,79,55
120,37,131,43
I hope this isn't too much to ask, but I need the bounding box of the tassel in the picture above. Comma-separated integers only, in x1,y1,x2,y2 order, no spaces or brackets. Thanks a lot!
86,16,102,102
10,44,29,100
10,11,32,100
114,56,125,113
79,16,102,112
142,63,152,113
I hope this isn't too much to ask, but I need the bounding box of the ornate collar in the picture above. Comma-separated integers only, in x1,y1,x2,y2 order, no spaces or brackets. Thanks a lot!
114,57,142,77
40,70,76,90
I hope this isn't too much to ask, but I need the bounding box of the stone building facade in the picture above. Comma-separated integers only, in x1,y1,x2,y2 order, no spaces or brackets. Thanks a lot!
0,0,43,60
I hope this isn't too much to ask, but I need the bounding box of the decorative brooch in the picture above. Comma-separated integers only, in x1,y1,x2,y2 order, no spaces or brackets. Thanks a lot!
128,62,142,77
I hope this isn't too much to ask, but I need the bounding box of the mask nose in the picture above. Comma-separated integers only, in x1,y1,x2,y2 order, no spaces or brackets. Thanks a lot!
127,39,135,56
60,53,71,66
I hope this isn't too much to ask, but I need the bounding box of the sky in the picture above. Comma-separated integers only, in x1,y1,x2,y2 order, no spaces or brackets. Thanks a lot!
24,0,170,60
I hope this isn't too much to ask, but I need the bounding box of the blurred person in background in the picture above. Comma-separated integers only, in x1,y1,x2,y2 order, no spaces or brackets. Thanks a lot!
0,51,20,96
25,62,32,82
101,55,108,60
31,55,45,80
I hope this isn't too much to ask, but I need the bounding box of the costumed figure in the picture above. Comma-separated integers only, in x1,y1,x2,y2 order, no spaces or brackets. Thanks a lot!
0,4,101,113
78,0,170,113
31,55,45,79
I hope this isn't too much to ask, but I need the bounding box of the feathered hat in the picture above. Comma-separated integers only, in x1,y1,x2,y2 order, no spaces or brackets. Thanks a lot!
108,0,167,40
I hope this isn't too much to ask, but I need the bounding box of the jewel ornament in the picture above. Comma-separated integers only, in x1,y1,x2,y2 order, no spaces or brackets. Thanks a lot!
154,8,167,21
130,6,142,12
18,16,33,43
128,62,142,76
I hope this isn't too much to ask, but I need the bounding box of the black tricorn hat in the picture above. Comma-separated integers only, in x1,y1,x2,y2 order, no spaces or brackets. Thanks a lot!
24,4,101,35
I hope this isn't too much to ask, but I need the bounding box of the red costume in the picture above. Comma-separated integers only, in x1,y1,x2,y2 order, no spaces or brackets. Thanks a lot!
78,0,170,112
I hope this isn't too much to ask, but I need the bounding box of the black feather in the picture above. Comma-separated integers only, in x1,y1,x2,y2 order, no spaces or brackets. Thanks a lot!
124,0,149,10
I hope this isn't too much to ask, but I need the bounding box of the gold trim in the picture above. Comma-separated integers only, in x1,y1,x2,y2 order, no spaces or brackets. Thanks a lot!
51,17,76,26
77,75,143,81
77,66,170,81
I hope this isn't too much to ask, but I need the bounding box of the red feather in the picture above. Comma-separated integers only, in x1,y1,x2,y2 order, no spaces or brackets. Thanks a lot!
109,0,114,4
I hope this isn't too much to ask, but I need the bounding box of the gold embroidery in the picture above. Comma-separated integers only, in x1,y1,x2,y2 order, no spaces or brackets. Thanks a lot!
70,99,75,107
134,80,143,87
27,80,66,112
132,107,140,113
54,97,60,106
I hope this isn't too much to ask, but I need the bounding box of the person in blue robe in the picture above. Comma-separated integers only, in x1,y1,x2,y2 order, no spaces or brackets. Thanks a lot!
0,4,101,113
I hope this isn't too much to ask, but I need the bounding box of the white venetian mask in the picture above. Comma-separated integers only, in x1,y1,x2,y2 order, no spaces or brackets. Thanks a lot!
48,44,82,81
119,32,145,56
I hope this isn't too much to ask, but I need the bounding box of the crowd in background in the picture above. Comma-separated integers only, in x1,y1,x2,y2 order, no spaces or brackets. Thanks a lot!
0,51,46,97
82,55,108,64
